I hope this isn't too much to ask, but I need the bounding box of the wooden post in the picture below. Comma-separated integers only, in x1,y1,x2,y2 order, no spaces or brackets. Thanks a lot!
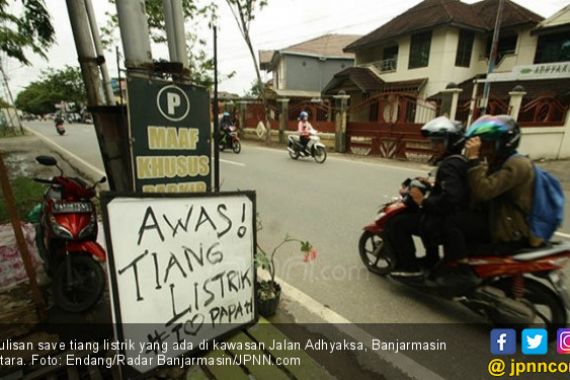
0,153,47,319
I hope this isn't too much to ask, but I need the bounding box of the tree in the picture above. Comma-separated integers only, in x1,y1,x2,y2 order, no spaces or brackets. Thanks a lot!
225,0,271,142
15,66,86,115
102,0,220,88
0,0,55,65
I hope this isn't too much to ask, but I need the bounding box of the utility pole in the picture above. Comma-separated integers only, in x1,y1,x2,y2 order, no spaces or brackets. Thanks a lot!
480,0,505,115
115,0,153,70
162,0,189,70
66,0,131,191
0,65,23,133
214,26,220,192
84,0,115,105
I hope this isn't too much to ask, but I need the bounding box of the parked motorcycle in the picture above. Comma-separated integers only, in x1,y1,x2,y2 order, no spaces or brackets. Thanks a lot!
34,155,107,313
54,117,65,136
358,179,570,334
219,125,241,154
287,131,327,163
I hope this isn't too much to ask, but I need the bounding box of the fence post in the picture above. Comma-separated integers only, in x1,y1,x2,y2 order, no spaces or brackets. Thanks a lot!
333,92,350,153
238,100,247,137
440,83,462,121
277,98,289,144
508,85,526,121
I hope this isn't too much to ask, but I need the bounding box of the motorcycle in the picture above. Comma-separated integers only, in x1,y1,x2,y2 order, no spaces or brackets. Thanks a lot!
34,155,107,313
55,118,65,136
287,130,327,163
219,125,241,154
358,179,570,335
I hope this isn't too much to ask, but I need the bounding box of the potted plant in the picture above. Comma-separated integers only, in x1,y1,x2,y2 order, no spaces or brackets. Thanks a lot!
255,235,317,317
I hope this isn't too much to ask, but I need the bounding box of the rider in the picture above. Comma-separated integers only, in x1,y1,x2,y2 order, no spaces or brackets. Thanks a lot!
385,116,470,275
220,112,233,146
297,111,314,152
464,114,537,249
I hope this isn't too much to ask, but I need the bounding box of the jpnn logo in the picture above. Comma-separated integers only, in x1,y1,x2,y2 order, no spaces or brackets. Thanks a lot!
522,329,548,355
491,329,516,355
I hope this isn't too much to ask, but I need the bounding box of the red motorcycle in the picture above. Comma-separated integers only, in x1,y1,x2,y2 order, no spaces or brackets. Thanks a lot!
219,125,241,154
34,155,106,312
359,179,570,334
54,117,65,136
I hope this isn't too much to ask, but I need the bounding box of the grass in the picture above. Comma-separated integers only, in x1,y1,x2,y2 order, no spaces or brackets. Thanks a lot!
0,127,25,138
0,177,44,224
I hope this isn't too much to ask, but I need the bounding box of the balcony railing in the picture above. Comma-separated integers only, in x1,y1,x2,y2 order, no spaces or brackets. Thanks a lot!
372,58,398,73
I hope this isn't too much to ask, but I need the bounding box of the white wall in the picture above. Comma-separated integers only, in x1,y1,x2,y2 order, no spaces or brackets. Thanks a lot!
355,25,538,98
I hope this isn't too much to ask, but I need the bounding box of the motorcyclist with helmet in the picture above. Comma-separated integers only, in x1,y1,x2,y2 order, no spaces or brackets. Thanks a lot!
220,112,233,148
464,114,537,249
298,111,315,153
385,116,471,275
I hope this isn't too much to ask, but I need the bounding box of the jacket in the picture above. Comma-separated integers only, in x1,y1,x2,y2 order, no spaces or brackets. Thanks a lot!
422,155,469,215
467,154,534,244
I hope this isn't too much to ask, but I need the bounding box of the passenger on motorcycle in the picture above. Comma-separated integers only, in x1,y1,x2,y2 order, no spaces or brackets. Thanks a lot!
297,111,315,152
385,116,470,275
464,115,537,249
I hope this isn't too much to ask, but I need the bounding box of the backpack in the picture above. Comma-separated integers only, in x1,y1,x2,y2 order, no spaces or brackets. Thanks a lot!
529,165,565,241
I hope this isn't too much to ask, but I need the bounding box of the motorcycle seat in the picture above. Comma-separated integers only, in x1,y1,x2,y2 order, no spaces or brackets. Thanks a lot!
512,241,570,261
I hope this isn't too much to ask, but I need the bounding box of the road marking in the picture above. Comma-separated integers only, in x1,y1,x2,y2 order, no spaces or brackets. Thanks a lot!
220,158,245,167
272,273,446,380
25,126,106,177
245,144,425,173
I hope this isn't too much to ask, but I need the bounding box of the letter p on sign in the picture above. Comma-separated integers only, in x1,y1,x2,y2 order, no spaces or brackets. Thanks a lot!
167,92,181,115
157,85,190,122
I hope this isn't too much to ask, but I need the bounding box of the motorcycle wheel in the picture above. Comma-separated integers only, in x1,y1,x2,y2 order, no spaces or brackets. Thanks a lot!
57,129,65,136
52,254,105,313
313,146,327,164
489,277,566,339
232,140,241,154
219,144,225,152
358,230,396,275
289,148,300,160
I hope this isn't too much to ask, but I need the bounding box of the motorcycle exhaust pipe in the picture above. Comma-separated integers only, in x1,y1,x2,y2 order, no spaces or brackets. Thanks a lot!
287,147,296,154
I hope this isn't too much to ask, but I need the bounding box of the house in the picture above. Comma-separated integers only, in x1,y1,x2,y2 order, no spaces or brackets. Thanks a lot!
259,34,360,99
324,0,544,101
319,0,570,159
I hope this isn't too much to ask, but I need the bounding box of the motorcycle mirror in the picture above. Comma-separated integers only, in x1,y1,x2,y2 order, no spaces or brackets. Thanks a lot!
36,155,57,166
99,177,107,184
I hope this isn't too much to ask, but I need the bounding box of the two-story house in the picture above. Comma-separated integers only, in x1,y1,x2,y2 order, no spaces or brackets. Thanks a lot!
322,0,545,110
259,34,360,99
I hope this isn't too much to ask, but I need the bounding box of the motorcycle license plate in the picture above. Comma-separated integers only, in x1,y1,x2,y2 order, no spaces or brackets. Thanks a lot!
52,202,93,213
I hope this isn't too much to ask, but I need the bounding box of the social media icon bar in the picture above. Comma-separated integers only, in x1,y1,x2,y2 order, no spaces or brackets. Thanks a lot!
522,329,548,355
491,329,516,355
557,329,570,354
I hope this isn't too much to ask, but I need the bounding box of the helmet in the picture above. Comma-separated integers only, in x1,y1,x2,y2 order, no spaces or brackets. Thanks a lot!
421,116,465,154
299,111,308,120
465,115,521,153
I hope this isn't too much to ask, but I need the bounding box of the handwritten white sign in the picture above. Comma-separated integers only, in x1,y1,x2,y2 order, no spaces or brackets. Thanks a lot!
102,192,256,374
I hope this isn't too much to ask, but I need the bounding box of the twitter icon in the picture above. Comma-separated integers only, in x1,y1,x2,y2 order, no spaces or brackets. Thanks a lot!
522,329,548,355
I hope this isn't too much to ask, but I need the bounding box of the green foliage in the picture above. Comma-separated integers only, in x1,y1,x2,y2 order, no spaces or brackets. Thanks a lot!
0,176,44,224
0,0,55,65
15,66,86,115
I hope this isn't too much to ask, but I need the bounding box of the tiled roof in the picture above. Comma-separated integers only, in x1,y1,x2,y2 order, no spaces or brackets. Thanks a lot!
345,0,543,52
281,34,360,58
322,67,427,95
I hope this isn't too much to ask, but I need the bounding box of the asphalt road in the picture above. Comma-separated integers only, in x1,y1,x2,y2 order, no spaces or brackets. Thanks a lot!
24,120,570,379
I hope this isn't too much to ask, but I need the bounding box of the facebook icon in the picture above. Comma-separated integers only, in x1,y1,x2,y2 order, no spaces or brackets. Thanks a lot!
491,329,516,355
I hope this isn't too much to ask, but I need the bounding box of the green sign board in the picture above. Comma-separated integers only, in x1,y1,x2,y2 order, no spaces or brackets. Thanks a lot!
127,76,211,193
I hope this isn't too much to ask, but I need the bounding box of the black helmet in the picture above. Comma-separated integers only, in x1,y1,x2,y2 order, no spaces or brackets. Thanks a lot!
465,115,521,154
421,116,465,154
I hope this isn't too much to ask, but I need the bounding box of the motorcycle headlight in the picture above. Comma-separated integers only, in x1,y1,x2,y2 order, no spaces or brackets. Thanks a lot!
78,216,97,239
49,215,73,239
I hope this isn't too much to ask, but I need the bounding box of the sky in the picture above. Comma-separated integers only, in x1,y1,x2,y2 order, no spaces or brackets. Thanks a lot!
3,0,570,99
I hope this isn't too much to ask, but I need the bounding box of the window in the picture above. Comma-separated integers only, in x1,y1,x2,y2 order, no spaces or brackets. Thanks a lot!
486,34,518,64
534,32,570,64
382,45,398,71
409,31,432,69
455,30,474,67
